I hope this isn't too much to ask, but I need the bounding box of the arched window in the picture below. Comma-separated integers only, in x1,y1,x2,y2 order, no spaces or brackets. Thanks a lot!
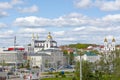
46,44,48,48
51,43,53,47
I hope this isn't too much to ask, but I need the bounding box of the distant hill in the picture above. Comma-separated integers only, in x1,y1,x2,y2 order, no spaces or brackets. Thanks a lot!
68,43,98,49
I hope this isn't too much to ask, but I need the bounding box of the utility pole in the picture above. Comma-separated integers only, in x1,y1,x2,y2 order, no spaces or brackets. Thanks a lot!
14,36,16,51
14,36,17,75
77,49,82,80
80,53,82,80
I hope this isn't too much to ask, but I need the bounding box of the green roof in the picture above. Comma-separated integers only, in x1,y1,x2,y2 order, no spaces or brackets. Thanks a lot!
85,52,97,56
74,53,79,56
74,52,97,56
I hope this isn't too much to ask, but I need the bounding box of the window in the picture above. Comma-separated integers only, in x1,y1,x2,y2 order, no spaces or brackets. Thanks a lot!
46,44,48,48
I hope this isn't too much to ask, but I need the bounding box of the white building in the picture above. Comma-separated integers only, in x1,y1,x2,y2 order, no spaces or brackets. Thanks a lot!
28,32,67,71
0,51,24,65
74,52,101,63
104,37,115,52
29,49,66,71
28,32,58,53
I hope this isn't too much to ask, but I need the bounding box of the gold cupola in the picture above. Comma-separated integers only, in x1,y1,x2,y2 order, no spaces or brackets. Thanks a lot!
47,32,52,39
104,37,108,42
112,37,115,42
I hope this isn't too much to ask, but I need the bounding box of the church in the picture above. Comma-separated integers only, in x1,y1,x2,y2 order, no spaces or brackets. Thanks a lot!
28,32,58,53
27,32,67,71
104,37,115,52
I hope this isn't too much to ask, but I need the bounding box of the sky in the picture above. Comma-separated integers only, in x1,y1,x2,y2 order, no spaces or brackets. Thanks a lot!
0,0,120,47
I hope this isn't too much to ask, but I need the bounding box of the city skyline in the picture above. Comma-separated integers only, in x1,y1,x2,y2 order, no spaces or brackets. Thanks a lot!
0,0,120,47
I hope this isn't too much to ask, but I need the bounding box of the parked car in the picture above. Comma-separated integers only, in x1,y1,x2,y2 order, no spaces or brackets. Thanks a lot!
44,68,56,72
7,72,14,75
49,68,56,72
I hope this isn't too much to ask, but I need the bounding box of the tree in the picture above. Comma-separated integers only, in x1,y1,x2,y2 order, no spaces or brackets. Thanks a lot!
25,60,30,69
69,52,74,65
75,61,95,80
111,49,120,80
96,49,120,80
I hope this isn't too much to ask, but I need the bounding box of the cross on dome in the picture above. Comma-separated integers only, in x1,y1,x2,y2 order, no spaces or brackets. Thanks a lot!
47,32,52,39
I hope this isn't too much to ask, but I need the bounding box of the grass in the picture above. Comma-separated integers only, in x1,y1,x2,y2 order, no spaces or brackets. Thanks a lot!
41,77,73,80
40,71,75,80
42,71,74,75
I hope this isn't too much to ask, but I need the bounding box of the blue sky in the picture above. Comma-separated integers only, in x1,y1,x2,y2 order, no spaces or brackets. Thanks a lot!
0,0,120,47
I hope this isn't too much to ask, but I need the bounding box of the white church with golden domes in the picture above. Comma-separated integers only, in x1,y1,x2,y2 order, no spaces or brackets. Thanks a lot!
27,32,67,70
31,32,58,53
104,37,115,52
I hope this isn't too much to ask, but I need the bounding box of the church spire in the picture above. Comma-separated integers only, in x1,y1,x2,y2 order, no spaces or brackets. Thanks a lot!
36,33,39,39
32,33,35,40
112,37,115,42
104,37,108,42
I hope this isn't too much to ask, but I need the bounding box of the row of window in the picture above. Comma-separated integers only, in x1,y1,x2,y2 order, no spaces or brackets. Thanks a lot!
34,43,57,47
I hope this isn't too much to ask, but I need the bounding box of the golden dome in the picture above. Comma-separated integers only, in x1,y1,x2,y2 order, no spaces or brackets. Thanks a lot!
104,38,107,42
112,37,115,42
47,32,52,39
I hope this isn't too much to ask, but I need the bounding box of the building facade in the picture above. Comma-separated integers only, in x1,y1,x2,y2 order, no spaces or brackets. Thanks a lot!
29,49,66,71
74,52,101,63
27,32,67,71
28,32,58,53
0,51,24,65
104,37,115,52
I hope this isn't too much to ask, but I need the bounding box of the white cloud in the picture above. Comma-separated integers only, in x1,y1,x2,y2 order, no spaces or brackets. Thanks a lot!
0,23,7,28
0,11,8,17
17,5,39,13
73,27,85,31
14,13,120,29
0,30,14,38
106,35,114,39
19,28,46,33
14,13,89,27
54,31,65,36
98,0,120,11
102,14,120,22
13,13,120,45
75,0,92,8
4,30,14,35
3,12,120,46
14,16,51,27
74,0,120,11
0,2,12,10
11,0,23,5
58,37,77,41
86,26,120,32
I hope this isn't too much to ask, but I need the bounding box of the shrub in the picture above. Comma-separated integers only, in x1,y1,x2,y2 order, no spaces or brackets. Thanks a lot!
72,77,77,80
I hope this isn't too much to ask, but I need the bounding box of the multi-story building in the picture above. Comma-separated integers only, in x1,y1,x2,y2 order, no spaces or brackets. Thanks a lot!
28,32,67,71
0,51,24,65
29,49,66,71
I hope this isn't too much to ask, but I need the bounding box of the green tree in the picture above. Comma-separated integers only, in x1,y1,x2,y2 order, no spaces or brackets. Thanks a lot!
111,49,120,80
75,61,95,80
69,52,74,65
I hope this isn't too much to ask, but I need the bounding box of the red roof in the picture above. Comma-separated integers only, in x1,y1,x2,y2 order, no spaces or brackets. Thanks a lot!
100,45,104,48
8,47,25,51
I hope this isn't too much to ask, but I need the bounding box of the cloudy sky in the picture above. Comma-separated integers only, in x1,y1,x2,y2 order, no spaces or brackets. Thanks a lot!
0,0,120,47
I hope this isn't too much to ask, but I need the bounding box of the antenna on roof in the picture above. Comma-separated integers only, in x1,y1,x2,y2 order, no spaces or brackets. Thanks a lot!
14,36,16,51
